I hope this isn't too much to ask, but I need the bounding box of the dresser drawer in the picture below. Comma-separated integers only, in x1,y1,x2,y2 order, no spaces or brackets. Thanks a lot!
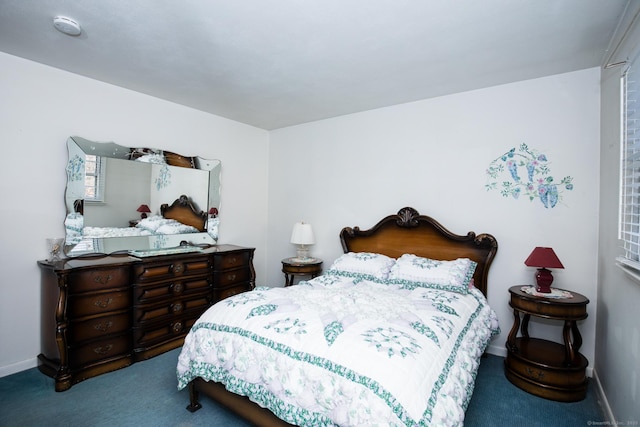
133,314,199,348
214,283,251,301
133,257,210,282
69,334,130,368
212,251,251,270
133,295,211,324
67,290,132,319
67,266,130,293
68,311,131,342
133,277,211,304
213,268,252,288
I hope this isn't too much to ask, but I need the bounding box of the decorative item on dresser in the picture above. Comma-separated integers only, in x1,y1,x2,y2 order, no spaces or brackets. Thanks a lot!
38,244,255,391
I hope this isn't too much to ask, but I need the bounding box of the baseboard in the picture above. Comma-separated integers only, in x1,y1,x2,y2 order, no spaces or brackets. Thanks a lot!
0,357,38,378
592,368,615,423
486,343,507,357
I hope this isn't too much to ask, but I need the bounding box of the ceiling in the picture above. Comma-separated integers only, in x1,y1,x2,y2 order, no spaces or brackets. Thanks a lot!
0,1,631,130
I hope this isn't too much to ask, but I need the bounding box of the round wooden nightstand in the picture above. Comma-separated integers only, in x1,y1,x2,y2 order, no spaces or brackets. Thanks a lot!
505,285,589,402
281,257,323,286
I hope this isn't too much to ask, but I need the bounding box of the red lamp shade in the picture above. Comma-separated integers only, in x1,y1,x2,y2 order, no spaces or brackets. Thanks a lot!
524,247,564,293
208,207,218,217
137,204,151,219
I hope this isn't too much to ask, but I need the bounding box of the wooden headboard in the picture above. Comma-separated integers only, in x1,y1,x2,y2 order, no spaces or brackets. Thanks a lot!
339,207,498,296
160,195,207,232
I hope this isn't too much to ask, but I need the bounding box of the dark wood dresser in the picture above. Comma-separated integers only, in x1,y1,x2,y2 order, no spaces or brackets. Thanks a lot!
38,244,255,391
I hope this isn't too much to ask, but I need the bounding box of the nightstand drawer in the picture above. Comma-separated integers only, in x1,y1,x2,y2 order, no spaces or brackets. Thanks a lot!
506,338,588,388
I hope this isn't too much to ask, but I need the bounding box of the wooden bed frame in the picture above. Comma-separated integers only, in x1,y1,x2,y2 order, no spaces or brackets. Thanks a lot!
185,207,498,426
160,194,207,232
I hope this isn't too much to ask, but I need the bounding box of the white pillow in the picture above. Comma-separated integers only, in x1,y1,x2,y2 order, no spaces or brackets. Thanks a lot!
135,153,166,164
326,252,395,281
155,221,199,235
302,275,357,289
136,215,165,232
387,254,477,294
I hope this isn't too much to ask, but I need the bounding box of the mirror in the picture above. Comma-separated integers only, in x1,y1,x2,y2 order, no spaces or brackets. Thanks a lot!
64,136,221,256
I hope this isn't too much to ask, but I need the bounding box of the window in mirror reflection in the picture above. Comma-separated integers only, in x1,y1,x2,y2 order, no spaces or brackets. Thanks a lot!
84,154,105,202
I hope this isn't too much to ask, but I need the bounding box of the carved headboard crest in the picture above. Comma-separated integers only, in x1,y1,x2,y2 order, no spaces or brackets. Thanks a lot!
396,207,420,227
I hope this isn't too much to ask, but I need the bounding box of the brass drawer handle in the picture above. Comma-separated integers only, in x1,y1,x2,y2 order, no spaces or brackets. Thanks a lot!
526,367,544,379
171,263,185,274
93,321,113,333
171,302,183,313
171,322,183,333
94,297,113,309
93,274,112,285
93,344,113,355
170,283,184,294
226,273,237,281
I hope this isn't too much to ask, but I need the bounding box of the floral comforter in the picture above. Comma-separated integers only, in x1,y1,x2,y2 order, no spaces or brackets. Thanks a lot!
177,277,499,426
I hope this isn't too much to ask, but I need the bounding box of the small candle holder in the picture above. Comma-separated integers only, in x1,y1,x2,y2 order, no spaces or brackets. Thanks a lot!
47,237,65,262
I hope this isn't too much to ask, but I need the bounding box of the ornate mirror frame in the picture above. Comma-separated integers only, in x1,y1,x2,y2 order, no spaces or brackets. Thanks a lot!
64,136,221,256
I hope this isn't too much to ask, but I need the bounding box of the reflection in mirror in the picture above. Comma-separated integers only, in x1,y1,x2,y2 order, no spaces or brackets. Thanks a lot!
64,136,221,256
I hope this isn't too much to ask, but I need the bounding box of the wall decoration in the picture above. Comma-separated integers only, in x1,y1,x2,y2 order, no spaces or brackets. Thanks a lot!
66,154,85,182
154,164,171,190
485,143,573,208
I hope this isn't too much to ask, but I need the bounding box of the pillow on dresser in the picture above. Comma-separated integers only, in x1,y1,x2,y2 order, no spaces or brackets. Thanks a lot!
326,252,396,282
387,253,477,294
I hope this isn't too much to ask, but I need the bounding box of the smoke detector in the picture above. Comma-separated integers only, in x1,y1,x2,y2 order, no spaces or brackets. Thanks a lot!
53,16,82,36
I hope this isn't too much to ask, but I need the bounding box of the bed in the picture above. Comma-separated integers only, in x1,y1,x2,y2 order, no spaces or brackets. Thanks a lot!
177,207,499,426
65,194,207,241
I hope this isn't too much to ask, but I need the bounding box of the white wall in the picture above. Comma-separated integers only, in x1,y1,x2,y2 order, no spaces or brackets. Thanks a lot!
268,68,601,364
0,52,270,375
596,3,640,422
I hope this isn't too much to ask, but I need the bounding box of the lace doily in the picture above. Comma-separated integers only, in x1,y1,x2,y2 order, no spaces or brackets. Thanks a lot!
520,286,573,299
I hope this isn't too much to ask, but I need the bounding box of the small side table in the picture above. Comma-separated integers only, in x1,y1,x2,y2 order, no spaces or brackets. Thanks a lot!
281,257,323,286
505,285,589,402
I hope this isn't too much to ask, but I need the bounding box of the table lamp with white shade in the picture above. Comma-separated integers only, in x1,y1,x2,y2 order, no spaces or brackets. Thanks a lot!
290,222,315,262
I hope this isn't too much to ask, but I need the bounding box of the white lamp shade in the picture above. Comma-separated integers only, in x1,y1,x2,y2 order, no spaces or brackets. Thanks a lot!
290,222,315,245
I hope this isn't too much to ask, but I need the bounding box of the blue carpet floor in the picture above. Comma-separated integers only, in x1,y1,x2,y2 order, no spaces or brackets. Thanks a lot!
0,350,604,426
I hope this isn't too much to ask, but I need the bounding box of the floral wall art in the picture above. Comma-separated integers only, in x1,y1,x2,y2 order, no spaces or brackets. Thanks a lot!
485,143,574,208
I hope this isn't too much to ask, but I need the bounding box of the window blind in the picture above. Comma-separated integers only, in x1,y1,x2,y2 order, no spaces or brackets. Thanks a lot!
619,51,640,270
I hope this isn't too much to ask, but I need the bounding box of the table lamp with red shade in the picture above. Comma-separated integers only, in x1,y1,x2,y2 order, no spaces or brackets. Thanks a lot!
137,204,151,219
524,247,564,293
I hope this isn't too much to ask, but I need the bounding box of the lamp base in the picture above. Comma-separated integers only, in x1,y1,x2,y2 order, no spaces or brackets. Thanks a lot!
296,245,310,261
535,268,554,293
